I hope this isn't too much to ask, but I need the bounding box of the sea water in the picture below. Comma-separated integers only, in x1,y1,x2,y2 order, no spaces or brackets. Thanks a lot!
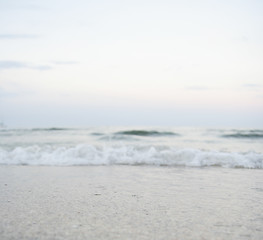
0,127,262,168
0,127,263,240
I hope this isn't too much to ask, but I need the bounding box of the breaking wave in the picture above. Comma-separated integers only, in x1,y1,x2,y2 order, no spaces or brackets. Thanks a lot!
0,145,262,169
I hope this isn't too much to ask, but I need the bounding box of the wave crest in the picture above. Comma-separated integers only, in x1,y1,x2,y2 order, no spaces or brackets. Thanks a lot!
0,145,262,168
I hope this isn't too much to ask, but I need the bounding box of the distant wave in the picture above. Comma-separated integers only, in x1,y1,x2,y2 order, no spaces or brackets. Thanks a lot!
115,130,179,137
32,128,69,131
90,132,105,136
222,130,263,139
0,145,262,169
0,128,70,133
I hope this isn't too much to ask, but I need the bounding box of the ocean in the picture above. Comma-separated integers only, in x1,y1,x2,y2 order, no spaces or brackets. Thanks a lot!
1,127,263,239
0,127,262,168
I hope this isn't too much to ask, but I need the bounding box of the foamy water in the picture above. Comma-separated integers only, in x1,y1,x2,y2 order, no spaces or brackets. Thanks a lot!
0,127,262,168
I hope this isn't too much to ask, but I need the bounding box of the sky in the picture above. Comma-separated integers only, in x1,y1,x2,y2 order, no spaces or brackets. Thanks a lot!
0,0,263,128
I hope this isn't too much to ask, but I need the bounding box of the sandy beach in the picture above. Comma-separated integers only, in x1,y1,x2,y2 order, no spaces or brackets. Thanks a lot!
0,165,262,240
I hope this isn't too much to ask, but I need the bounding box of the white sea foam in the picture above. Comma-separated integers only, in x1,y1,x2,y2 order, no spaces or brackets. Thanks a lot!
0,144,262,168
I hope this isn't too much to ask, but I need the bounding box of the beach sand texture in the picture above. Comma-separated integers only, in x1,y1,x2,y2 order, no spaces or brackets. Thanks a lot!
0,166,262,240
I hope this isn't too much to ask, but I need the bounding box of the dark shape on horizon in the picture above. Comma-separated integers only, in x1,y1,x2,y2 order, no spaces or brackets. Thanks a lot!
115,130,180,137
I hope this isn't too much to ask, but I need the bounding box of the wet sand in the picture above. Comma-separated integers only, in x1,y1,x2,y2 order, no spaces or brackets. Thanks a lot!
0,166,262,240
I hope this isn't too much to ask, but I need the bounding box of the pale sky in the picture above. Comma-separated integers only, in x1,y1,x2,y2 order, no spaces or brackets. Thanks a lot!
0,0,263,127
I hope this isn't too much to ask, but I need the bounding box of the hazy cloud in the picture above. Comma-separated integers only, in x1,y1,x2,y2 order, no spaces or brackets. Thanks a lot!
243,84,262,88
52,61,79,65
0,87,34,99
0,61,52,71
0,61,27,69
0,87,16,98
0,34,39,39
0,1,45,11
31,65,52,71
241,36,249,42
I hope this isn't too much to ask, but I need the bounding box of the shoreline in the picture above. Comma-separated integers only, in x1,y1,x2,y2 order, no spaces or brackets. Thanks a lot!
1,165,262,240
